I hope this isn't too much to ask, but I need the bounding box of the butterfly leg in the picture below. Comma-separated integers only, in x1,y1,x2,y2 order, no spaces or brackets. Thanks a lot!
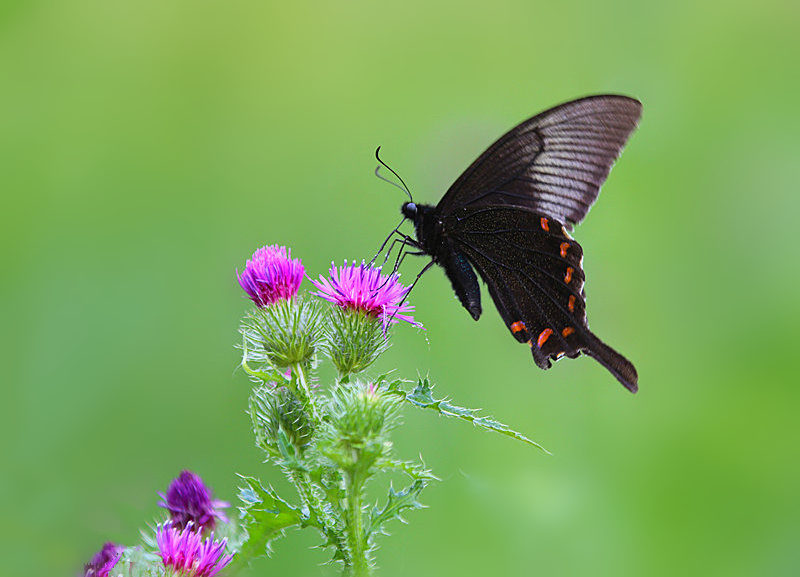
369,217,412,266
382,236,421,268
383,260,436,325
376,248,427,293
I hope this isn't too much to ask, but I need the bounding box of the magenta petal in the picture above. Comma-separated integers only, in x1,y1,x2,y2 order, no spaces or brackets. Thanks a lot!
157,524,233,577
159,470,229,532
237,245,304,307
310,260,422,329
83,542,123,577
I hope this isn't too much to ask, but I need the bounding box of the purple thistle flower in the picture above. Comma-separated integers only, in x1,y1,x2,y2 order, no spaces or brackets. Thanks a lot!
83,542,123,577
157,524,233,577
311,261,422,329
237,244,304,307
158,470,229,532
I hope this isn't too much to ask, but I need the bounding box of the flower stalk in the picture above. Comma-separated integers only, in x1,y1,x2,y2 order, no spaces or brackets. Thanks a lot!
344,471,371,576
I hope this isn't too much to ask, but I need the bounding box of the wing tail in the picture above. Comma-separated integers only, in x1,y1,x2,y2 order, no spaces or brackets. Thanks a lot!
581,330,638,393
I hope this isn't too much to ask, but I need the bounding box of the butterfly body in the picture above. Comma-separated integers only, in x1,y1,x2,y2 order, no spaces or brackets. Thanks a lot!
395,95,641,392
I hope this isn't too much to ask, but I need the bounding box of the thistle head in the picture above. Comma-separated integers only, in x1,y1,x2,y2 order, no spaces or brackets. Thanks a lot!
158,470,229,532
156,524,233,577
83,542,123,577
311,261,421,330
237,244,304,307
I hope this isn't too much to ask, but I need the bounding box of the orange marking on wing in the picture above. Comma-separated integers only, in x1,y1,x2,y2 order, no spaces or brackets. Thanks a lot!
568,295,576,312
560,242,569,258
510,321,526,334
564,267,573,284
540,217,549,232
562,327,575,338
536,328,553,348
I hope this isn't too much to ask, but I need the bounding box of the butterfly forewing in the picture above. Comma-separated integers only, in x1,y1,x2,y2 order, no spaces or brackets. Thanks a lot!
437,95,642,229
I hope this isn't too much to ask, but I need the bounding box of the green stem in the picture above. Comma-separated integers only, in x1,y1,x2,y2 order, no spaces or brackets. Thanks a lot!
293,362,321,423
344,472,371,577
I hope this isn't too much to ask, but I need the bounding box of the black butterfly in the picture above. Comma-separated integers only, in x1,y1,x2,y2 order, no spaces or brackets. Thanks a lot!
378,94,641,393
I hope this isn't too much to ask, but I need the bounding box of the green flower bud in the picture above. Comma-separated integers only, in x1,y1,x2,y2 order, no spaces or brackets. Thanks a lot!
324,308,389,377
249,385,314,457
241,296,324,369
320,381,401,473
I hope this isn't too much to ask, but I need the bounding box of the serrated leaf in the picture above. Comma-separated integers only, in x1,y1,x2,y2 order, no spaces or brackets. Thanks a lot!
235,475,302,562
368,479,427,540
405,378,549,453
377,459,438,482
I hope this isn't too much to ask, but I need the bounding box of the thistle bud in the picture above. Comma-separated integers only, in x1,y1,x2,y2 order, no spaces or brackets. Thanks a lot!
321,381,401,472
249,385,314,457
241,297,324,369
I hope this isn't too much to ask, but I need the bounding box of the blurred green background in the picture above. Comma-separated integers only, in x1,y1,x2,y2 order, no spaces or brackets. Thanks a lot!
2,0,798,575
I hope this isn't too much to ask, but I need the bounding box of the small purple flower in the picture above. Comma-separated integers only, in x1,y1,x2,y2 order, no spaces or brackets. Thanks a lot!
159,470,229,532
311,261,422,329
83,542,123,577
157,524,233,577
237,244,304,307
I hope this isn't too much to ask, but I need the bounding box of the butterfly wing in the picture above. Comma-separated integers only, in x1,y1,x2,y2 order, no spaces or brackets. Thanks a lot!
445,206,638,392
436,95,642,229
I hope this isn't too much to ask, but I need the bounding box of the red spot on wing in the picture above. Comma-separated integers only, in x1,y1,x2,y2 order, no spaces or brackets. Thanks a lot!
562,327,575,338
536,328,553,348
560,242,569,258
564,267,573,284
540,217,549,232
568,295,576,312
511,321,526,334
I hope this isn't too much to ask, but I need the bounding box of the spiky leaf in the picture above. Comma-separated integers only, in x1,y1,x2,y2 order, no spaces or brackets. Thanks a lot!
404,378,549,452
236,475,302,561
368,479,427,540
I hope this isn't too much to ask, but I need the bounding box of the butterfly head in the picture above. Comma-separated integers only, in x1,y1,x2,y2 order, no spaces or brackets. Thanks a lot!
401,201,417,220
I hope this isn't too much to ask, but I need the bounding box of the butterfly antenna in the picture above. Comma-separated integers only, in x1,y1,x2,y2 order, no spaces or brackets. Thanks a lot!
375,146,413,202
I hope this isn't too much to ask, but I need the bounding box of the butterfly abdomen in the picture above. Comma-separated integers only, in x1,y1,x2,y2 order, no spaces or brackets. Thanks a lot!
437,243,482,320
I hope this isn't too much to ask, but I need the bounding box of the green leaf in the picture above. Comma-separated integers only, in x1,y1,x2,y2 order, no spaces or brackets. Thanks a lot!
368,479,427,540
404,378,550,453
376,459,438,482
236,475,302,561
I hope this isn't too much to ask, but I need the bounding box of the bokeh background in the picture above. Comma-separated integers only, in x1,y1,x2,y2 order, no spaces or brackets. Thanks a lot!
2,1,798,575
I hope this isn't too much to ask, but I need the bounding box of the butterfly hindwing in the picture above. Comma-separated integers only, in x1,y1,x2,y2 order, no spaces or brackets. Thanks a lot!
444,206,637,392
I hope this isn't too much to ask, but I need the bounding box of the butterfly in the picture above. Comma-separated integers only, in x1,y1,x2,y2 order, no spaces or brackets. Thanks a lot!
379,95,641,392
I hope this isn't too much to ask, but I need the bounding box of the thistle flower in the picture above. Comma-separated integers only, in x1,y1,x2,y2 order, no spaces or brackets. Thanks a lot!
83,542,123,577
156,524,233,577
237,244,304,307
158,470,229,532
311,261,421,329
